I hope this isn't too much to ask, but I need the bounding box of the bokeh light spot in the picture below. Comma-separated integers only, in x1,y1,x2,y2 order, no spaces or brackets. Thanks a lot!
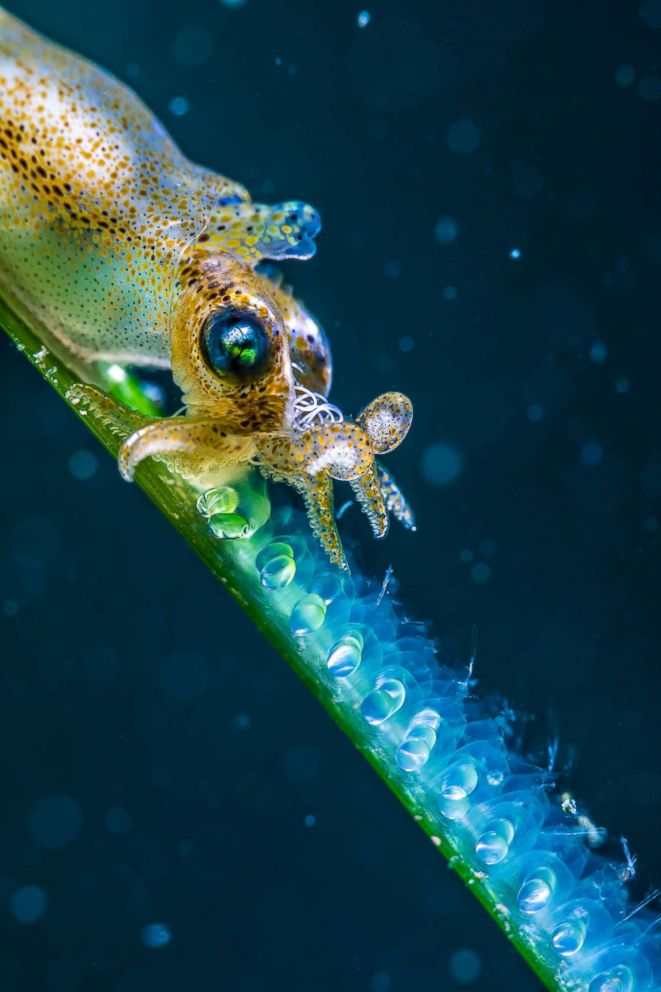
449,947,482,984
10,885,47,924
141,922,172,949
434,216,459,246
421,443,463,486
67,449,98,480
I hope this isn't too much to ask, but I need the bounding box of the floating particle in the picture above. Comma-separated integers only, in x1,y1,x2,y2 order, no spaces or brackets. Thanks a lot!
460,549,473,564
449,947,482,984
105,806,132,835
479,537,496,556
10,886,47,925
304,814,316,828
434,216,459,246
580,440,604,467
68,449,98,480
615,64,636,88
232,713,252,729
421,442,463,486
527,404,544,423
590,341,607,363
443,285,458,301
4,600,18,617
383,260,401,279
141,923,172,949
509,247,521,260
639,75,661,100
446,117,480,155
160,651,209,703
168,96,190,117
28,794,82,850
357,10,371,28
615,376,631,394
399,336,414,353
470,562,492,585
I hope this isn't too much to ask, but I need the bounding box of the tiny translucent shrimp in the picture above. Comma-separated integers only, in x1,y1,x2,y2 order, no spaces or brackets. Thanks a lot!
0,8,414,566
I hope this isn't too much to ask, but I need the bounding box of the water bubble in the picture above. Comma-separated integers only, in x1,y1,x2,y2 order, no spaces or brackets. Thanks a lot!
361,679,406,726
551,915,588,956
434,216,459,246
260,554,296,590
486,769,504,786
517,868,556,913
449,947,482,984
475,819,514,865
357,10,371,28
68,450,98,480
141,922,172,949
421,442,463,486
310,572,343,605
446,117,480,155
441,764,478,801
289,594,327,636
589,966,635,992
326,633,363,678
10,885,47,924
28,794,82,850
197,486,239,518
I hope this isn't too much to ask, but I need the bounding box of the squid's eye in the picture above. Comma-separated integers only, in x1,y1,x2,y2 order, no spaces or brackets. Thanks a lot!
201,309,271,379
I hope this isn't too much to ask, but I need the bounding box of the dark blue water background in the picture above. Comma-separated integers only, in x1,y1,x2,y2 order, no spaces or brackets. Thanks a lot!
1,1,660,989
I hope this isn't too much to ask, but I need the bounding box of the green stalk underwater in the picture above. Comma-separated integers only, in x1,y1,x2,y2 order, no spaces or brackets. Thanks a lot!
2,295,659,992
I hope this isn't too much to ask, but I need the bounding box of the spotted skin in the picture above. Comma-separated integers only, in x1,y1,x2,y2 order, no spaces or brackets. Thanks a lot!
0,9,414,566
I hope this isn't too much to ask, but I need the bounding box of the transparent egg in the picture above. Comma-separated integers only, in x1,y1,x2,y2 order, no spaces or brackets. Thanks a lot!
361,679,406,726
326,634,363,678
260,554,296,590
441,764,478,801
289,594,327,636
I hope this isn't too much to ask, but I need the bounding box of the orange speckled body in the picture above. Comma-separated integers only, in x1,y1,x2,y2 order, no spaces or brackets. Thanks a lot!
0,7,247,367
0,8,414,568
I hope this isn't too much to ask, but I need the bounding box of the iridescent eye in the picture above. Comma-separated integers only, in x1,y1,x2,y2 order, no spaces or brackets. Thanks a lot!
201,309,271,379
